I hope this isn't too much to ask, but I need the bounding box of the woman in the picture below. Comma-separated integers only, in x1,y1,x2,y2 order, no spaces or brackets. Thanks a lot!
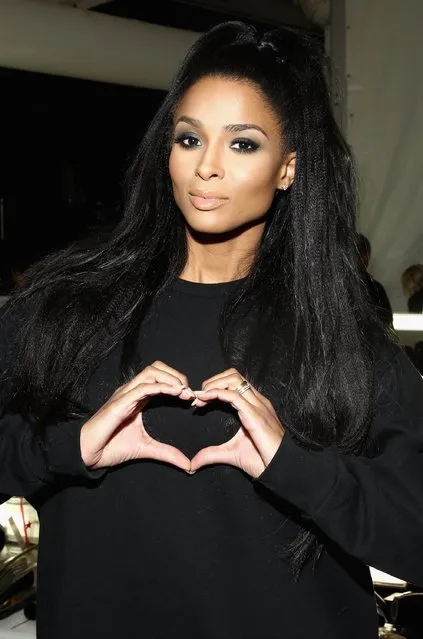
1,21,423,639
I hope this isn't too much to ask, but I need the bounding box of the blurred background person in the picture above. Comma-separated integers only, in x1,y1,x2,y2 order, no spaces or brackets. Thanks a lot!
400,264,423,375
401,264,423,313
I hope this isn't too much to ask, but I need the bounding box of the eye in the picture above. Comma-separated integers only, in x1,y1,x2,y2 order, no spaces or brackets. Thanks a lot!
231,138,260,154
174,133,201,149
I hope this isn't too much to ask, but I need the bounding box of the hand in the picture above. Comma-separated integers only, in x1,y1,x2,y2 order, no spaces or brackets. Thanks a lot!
190,369,285,478
80,361,195,472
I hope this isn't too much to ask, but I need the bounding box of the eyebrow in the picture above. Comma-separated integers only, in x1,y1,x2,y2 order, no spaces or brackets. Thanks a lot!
175,116,269,139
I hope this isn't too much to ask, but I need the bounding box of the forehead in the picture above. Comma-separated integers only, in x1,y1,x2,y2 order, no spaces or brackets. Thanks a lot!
174,76,280,131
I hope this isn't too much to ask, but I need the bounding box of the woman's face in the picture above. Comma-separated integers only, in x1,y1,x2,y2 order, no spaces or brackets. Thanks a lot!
169,76,295,236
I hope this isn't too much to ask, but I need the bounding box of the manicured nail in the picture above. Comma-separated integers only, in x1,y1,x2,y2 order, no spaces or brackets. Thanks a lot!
187,469,196,475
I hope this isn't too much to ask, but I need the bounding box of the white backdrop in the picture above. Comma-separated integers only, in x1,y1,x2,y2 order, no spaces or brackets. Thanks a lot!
346,0,423,311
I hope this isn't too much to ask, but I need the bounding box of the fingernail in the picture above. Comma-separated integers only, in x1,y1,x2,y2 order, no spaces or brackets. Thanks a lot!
191,399,198,407
181,386,195,397
187,469,196,475
178,387,193,400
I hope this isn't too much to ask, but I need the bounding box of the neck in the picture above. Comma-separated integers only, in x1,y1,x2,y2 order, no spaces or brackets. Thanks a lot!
180,223,264,283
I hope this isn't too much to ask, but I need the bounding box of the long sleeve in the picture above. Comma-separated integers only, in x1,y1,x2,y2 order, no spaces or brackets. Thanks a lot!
256,347,423,586
0,302,102,501
0,413,91,500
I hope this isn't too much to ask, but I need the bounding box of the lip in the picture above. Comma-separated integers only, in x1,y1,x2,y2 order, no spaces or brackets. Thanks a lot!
188,190,228,211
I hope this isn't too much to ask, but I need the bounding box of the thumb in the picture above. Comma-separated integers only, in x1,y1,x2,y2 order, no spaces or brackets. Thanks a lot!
190,444,234,472
139,439,192,473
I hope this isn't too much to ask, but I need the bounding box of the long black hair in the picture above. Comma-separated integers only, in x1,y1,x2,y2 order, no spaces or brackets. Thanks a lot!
2,22,388,573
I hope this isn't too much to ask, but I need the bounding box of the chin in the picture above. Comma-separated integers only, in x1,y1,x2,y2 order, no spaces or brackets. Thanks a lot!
188,221,236,236
181,211,234,235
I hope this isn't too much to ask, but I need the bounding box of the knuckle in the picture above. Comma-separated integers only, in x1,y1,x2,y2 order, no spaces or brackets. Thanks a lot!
143,365,154,375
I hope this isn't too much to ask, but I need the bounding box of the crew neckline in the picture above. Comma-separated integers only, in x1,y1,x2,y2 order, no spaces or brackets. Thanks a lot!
173,277,247,298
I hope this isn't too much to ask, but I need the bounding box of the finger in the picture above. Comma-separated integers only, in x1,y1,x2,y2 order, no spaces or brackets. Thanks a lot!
201,370,260,402
92,383,189,446
201,372,240,391
82,381,191,462
201,368,239,388
109,383,189,427
142,439,192,473
190,443,235,472
197,379,261,407
122,369,185,393
193,373,240,408
150,361,190,388
117,362,191,396
194,388,261,431
197,388,284,468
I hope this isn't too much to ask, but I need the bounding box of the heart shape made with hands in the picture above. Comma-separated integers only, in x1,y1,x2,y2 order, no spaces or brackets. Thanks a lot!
142,390,240,460
82,364,282,477
141,378,284,478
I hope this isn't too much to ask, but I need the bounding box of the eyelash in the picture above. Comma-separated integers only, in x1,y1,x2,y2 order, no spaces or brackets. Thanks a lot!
173,133,260,154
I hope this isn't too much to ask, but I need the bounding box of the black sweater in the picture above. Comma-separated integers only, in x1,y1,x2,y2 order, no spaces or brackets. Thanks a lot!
1,278,423,639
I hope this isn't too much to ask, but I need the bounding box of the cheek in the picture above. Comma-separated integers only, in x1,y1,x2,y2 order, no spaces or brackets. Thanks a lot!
168,151,181,189
169,149,194,192
231,159,279,209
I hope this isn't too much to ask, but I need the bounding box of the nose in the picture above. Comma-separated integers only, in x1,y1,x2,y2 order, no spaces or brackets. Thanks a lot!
195,144,225,181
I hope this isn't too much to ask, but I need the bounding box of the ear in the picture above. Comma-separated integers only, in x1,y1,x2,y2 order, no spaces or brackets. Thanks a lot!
276,152,296,191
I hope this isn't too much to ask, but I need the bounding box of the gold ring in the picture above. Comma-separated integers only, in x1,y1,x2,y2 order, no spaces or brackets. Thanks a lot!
234,380,251,395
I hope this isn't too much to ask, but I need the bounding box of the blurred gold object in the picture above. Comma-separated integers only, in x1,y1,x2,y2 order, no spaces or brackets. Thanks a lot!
378,623,406,638
0,545,38,619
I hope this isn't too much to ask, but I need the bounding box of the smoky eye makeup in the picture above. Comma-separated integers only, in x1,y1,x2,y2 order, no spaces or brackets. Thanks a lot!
172,126,262,154
174,131,201,149
230,137,261,153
